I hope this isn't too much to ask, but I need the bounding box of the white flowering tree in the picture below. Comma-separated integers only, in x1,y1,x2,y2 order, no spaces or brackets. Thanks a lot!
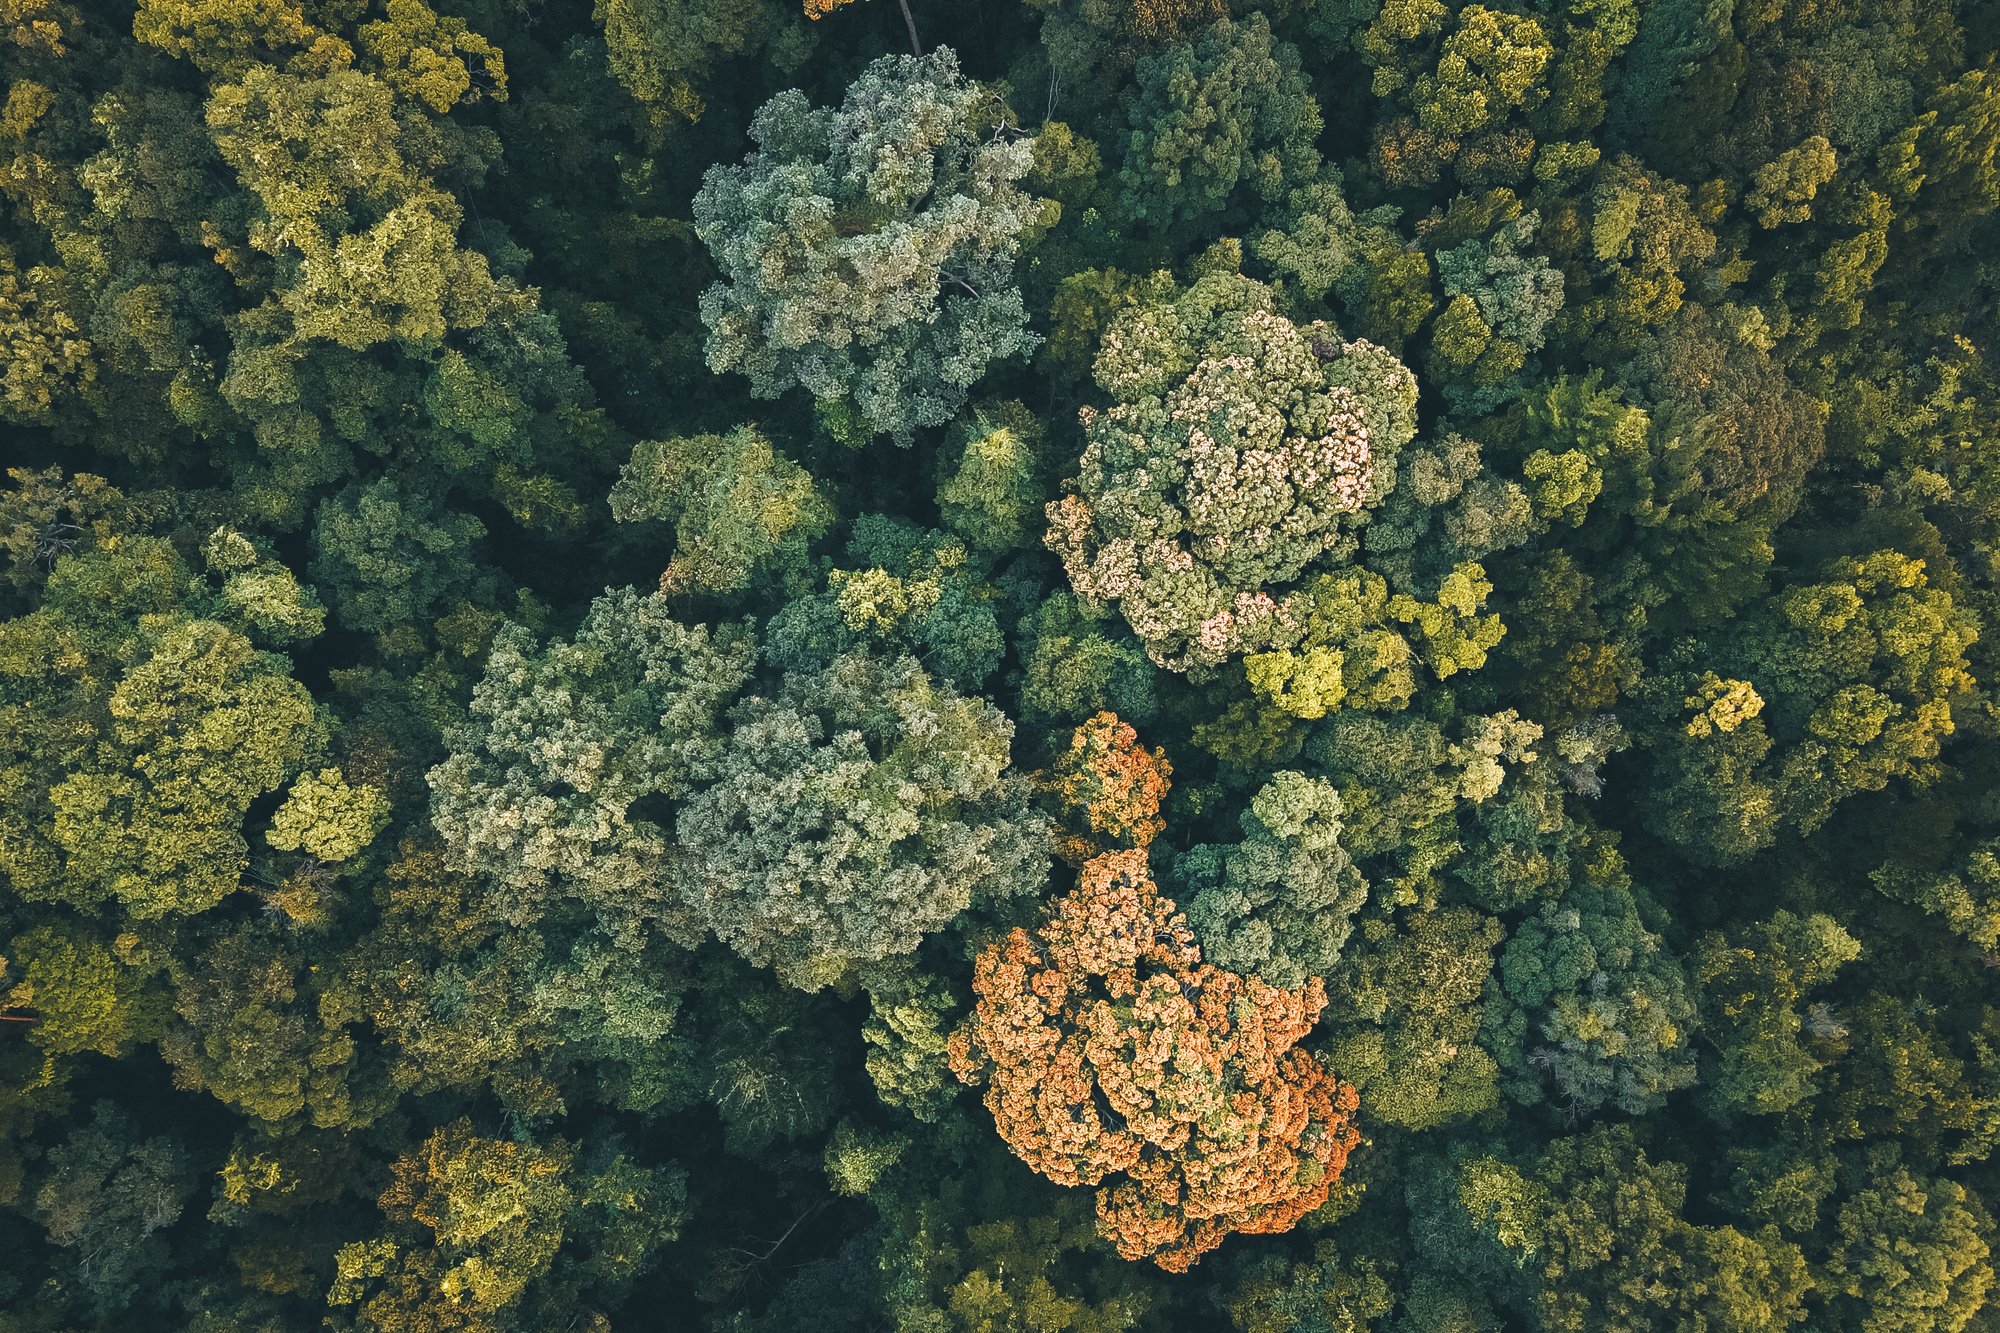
1046,271,1418,672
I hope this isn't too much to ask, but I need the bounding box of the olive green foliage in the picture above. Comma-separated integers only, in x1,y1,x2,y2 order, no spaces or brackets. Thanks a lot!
1481,860,1698,1117
309,477,487,635
1016,590,1161,725
1322,906,1504,1130
1432,210,1565,410
1823,1156,1995,1333
329,1117,686,1328
1421,1126,1812,1331
693,50,1045,443
610,425,832,597
1413,7,1553,137
1696,911,1862,1115
4,0,2000,1327
593,0,790,132
0,538,320,919
766,515,1006,689
1118,14,1321,237
936,401,1046,556
267,768,392,864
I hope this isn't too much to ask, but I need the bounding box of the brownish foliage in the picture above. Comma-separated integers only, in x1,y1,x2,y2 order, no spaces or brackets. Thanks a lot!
948,849,1362,1272
1038,712,1174,865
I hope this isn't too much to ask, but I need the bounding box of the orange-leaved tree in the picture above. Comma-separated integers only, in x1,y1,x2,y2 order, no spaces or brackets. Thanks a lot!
1038,711,1174,865
947,848,1361,1272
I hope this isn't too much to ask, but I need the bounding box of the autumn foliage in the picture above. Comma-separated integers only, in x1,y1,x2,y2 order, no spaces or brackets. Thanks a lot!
1038,712,1174,865
948,848,1362,1272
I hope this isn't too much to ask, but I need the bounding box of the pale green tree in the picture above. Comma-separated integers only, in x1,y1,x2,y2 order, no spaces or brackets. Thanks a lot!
426,588,757,929
693,50,1044,443
675,650,1048,990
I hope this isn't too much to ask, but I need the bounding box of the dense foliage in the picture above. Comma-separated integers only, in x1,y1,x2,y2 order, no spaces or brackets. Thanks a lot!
1,0,1998,1327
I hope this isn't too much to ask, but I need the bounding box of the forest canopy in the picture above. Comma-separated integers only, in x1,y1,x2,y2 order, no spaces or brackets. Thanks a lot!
1,0,1998,1328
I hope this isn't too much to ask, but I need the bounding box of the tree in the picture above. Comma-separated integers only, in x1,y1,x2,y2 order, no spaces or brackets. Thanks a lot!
427,588,756,930
1320,905,1504,1131
1430,210,1564,410
30,1102,193,1322
1607,0,1731,144
1695,911,1861,1115
1633,665,1780,865
676,650,1048,990
1224,1238,1395,1333
1412,7,1553,137
1426,1127,1811,1331
330,1118,686,1329
1747,135,1839,228
1250,173,1404,305
1628,304,1826,524
594,0,789,133
1568,154,1717,352
357,0,508,115
1117,15,1322,238
1480,861,1698,1117
1178,771,1369,988
1872,835,2000,956
1361,431,1535,597
949,849,1362,1272
0,538,321,919
1878,61,2000,271
344,835,699,1120
1045,270,1419,671
1017,591,1161,726
1302,706,1544,903
860,966,961,1122
130,0,322,77
309,477,487,636
1731,550,1979,835
1818,998,2000,1170
265,767,391,864
869,1144,1158,1333
0,245,91,426
0,469,158,605
692,959,846,1156
160,918,388,1130
693,50,1045,444
1823,1157,1995,1333
936,400,1046,556
1038,711,1173,865
1242,564,1506,721
764,515,1005,689
0,922,161,1062
609,425,832,598
205,65,509,353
